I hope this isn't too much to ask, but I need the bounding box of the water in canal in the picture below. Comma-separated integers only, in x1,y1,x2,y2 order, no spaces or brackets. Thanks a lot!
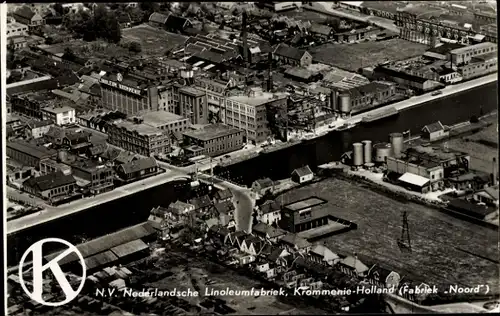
7,82,497,266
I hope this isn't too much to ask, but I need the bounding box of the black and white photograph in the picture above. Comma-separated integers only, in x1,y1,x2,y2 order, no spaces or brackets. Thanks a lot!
2,1,499,315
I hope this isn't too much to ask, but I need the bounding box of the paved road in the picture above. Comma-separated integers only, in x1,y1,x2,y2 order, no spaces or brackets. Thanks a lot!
7,169,190,235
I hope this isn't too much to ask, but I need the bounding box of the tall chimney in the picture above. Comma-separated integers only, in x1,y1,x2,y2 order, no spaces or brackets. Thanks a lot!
242,11,248,84
267,51,273,92
492,157,498,186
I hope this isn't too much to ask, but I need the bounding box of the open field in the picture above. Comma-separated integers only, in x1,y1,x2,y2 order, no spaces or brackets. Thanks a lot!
310,39,428,72
465,120,499,146
122,24,188,55
275,178,498,293
148,249,329,315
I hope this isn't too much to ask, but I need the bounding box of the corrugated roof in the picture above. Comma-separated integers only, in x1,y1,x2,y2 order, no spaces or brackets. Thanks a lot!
7,140,57,159
398,172,430,187
111,239,149,258
85,251,118,271
274,44,308,61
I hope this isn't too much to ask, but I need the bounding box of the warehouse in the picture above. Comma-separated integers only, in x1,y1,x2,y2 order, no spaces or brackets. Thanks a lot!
182,124,244,157
278,197,329,233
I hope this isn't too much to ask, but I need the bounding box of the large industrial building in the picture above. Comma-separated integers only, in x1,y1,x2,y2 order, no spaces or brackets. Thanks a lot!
182,124,244,157
278,197,330,233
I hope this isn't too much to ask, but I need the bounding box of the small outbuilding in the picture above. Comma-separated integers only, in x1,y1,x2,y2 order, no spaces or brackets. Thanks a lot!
421,121,449,141
291,165,314,184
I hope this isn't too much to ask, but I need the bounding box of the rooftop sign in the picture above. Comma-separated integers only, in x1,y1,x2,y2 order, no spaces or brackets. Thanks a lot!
100,78,142,96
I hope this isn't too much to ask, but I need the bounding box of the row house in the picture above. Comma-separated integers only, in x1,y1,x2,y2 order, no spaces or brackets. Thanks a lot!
213,200,236,230
214,189,233,203
255,200,282,226
338,255,369,278
252,222,287,242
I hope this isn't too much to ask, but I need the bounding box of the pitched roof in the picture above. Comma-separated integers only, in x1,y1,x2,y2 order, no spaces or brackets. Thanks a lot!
310,244,339,261
27,120,53,129
88,142,108,156
292,165,313,177
254,178,274,188
189,195,213,209
273,44,308,61
268,247,287,262
149,12,170,24
214,200,235,215
14,6,36,20
341,256,369,273
165,14,189,31
309,23,332,36
280,233,311,249
120,157,157,175
215,189,233,200
23,171,76,191
422,121,445,133
367,264,393,282
169,200,194,212
259,200,281,214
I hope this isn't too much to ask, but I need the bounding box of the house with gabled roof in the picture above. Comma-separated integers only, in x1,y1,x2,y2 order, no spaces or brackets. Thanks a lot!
273,43,313,67
256,200,282,225
252,222,286,242
13,6,45,30
213,200,236,229
308,244,340,266
214,189,233,203
338,255,369,278
149,12,169,27
367,264,401,289
278,232,312,254
228,231,247,248
291,165,314,184
241,236,267,256
116,157,158,182
421,121,448,141
189,195,213,213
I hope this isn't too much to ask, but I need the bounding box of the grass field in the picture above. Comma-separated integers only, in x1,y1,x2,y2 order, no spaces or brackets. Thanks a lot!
122,24,188,55
310,39,428,72
275,178,498,293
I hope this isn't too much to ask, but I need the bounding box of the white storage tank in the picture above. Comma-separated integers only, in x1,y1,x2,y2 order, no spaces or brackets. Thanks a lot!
339,93,352,114
353,142,364,166
362,140,373,164
374,142,392,163
390,132,404,159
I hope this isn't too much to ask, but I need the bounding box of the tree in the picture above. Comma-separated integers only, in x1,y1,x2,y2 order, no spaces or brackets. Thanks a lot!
129,41,142,53
53,3,64,16
64,47,75,58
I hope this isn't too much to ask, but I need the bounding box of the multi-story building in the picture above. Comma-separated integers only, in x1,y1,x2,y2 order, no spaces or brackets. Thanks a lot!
386,156,445,192
479,24,497,43
65,158,115,195
140,111,190,137
449,42,497,66
10,93,55,119
457,53,497,80
100,72,163,116
346,81,397,111
42,105,76,126
224,88,289,144
273,44,313,67
12,7,45,31
6,20,28,38
278,197,330,233
182,124,244,157
178,86,209,125
23,171,76,201
108,119,171,156
7,140,58,168
25,120,54,139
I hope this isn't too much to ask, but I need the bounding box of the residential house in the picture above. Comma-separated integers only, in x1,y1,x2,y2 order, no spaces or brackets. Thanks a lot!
165,14,192,34
273,44,313,67
116,157,158,182
308,244,340,266
252,222,287,242
87,142,108,159
13,6,45,31
267,247,290,269
207,225,231,246
421,121,449,141
256,200,282,225
23,171,76,201
251,178,275,196
169,200,196,215
149,12,169,28
473,186,499,207
25,120,54,139
214,189,233,203
291,165,314,184
309,23,333,40
254,261,277,280
240,236,267,256
65,158,115,195
213,200,236,228
278,233,311,254
366,264,401,289
189,195,214,214
8,35,28,50
338,255,369,278
62,130,92,154
227,231,248,248
148,206,172,240
41,105,76,126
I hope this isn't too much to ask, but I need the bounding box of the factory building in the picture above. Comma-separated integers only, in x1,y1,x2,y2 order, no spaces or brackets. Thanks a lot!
178,85,209,125
100,72,163,116
386,156,445,192
373,66,440,93
449,42,497,66
224,88,288,144
107,118,171,156
7,140,58,168
182,124,244,157
278,197,329,233
64,158,115,195
405,146,470,179
345,81,397,112
456,52,497,80
23,171,76,202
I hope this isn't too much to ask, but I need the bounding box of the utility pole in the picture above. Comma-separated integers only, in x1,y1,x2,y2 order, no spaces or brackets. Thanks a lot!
397,211,412,253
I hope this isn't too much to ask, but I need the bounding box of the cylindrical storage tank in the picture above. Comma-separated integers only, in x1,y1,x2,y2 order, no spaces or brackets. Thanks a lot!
353,142,364,166
362,140,372,164
338,93,352,114
390,132,404,159
330,90,338,112
374,142,392,163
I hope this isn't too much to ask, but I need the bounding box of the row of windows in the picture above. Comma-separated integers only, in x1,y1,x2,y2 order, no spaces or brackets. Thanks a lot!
458,46,496,57
48,184,73,197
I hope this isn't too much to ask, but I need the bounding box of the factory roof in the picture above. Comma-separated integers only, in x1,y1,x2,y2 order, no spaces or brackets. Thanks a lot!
140,111,186,127
309,23,333,36
447,198,495,218
44,222,156,265
228,90,288,107
285,67,314,80
7,140,57,159
110,239,149,258
426,43,466,56
471,52,497,63
273,44,309,61
398,172,430,187
449,42,497,55
182,124,242,141
374,66,430,84
119,157,157,175
84,251,118,271
284,196,327,212
113,120,163,136
23,171,76,191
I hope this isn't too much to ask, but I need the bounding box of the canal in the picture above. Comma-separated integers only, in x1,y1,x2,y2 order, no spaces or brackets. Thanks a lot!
216,82,498,185
7,82,497,266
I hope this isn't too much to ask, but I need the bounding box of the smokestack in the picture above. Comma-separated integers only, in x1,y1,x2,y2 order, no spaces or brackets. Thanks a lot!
267,51,273,92
492,157,498,186
242,11,248,84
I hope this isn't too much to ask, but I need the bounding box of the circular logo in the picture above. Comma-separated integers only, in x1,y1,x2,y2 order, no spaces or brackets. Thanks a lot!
18,238,86,307
117,73,123,82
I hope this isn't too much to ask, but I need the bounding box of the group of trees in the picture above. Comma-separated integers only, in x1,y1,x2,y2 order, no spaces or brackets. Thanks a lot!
62,4,121,43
